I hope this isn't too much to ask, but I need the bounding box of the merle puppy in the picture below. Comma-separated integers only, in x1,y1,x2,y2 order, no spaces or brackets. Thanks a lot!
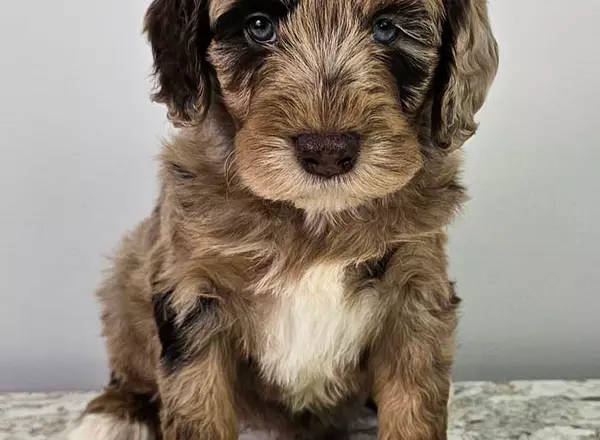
70,0,498,439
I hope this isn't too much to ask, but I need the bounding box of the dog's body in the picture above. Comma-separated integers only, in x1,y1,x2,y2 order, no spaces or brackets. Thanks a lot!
70,0,498,439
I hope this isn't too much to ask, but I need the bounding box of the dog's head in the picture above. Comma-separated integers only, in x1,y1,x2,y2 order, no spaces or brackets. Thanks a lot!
145,0,498,212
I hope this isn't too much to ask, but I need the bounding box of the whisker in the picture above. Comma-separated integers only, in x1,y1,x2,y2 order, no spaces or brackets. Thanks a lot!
224,150,237,200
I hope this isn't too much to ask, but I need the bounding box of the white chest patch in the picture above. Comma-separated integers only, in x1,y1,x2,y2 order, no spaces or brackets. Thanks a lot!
259,264,375,409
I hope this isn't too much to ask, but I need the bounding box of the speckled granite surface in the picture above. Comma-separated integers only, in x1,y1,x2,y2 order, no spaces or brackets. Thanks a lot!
1,381,599,439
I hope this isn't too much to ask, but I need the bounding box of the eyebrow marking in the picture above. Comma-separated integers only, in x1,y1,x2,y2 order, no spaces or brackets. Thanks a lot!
213,0,299,41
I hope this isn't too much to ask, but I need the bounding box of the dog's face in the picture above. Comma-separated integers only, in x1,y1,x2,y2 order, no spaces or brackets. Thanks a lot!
145,0,498,212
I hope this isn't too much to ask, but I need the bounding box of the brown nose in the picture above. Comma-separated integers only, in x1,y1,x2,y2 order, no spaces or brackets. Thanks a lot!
294,133,360,178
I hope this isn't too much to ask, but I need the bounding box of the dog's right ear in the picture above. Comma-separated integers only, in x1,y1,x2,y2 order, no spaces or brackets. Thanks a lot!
144,0,213,125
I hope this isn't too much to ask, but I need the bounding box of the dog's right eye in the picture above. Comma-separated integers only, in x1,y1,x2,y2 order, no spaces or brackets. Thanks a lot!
245,14,277,44
373,17,399,44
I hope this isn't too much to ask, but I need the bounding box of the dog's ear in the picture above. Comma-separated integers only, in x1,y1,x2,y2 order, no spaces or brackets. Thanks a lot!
431,0,499,151
144,0,213,125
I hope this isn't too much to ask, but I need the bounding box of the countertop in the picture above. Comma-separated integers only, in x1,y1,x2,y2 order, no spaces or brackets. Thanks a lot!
1,380,599,439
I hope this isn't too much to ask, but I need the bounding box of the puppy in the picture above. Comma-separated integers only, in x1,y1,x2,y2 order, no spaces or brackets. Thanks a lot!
70,0,498,439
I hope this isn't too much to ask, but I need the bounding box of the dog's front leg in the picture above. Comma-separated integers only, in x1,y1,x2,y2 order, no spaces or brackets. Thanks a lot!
152,289,238,440
369,239,460,440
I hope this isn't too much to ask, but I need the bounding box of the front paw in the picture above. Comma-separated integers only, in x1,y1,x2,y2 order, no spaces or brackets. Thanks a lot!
161,415,237,440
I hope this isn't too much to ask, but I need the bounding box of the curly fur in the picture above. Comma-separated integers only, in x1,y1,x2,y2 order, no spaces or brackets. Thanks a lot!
71,0,498,439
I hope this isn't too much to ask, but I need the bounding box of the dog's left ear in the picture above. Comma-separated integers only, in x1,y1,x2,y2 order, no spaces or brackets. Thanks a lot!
431,0,499,151
144,0,213,125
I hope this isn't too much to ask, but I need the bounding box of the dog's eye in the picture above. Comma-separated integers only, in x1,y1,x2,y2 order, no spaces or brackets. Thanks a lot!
373,17,399,44
245,14,276,44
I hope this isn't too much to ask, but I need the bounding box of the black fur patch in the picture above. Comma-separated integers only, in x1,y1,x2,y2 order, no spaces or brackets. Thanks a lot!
152,290,217,371
386,49,432,111
213,0,299,41
373,3,438,111
212,0,300,92
431,0,470,148
89,372,161,430
449,281,462,307
168,163,196,180
374,3,438,43
108,371,121,387
365,397,378,414
364,249,396,279
211,39,269,92
145,0,214,120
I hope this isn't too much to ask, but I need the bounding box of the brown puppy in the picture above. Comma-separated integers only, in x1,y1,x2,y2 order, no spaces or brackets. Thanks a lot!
69,0,498,439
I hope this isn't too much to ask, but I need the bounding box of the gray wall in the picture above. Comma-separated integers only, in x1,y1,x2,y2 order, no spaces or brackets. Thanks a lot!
0,0,598,392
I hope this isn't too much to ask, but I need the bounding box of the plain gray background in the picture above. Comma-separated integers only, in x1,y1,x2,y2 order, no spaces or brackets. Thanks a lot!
1,0,599,392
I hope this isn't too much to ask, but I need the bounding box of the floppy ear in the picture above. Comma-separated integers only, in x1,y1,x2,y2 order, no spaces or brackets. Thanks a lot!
144,0,213,125
431,0,499,151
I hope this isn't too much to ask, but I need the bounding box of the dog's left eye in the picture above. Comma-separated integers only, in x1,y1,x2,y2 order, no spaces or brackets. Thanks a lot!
245,14,277,44
373,17,399,44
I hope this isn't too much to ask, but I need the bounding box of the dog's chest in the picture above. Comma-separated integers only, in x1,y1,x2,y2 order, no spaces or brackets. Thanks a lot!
258,264,374,409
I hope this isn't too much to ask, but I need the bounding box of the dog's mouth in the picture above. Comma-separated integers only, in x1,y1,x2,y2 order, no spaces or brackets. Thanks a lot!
292,193,365,213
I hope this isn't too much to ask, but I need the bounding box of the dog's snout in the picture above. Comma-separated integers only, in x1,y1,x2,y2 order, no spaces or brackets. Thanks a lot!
294,133,360,178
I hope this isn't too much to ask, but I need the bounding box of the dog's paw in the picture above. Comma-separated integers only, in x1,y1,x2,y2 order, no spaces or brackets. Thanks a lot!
68,413,155,440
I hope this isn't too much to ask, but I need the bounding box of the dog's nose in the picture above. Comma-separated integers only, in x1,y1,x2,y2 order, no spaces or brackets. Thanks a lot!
294,133,360,178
